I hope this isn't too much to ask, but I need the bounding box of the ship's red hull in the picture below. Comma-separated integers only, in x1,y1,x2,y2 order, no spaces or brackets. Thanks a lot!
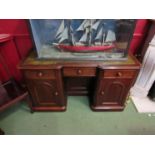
57,44,115,52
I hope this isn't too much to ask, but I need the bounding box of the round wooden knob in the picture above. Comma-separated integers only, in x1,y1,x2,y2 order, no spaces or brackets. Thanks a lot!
101,91,104,95
77,69,82,74
55,92,58,96
38,72,43,77
117,72,122,77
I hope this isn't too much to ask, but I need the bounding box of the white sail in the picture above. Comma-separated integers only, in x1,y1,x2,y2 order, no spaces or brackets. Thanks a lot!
105,30,116,42
95,27,103,40
76,20,87,31
79,31,88,42
58,27,69,43
94,27,105,45
76,19,95,45
55,20,65,39
76,19,92,31
92,20,101,30
83,19,91,29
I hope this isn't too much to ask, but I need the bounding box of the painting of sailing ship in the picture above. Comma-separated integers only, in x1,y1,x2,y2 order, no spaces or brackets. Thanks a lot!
53,19,117,52
29,19,136,60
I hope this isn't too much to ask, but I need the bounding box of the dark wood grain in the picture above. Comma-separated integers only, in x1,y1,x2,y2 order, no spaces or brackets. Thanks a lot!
101,69,137,79
24,68,66,111
63,67,96,77
24,69,56,79
19,51,140,112
92,68,140,111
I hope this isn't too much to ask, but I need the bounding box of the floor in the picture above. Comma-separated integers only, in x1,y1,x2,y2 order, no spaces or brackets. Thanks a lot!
131,95,155,113
1,96,155,135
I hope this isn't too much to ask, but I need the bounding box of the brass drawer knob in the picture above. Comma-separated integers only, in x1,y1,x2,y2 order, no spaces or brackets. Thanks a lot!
117,72,122,77
77,69,82,74
55,92,58,96
38,72,43,77
101,91,104,95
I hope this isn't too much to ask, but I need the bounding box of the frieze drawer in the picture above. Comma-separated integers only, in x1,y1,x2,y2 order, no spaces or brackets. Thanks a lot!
102,69,136,78
24,70,56,79
63,67,96,77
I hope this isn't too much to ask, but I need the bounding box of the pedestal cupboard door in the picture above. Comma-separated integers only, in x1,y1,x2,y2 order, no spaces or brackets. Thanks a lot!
27,79,63,106
96,79,132,106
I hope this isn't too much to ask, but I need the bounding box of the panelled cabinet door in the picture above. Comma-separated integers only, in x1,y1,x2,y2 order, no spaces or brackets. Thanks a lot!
27,79,63,107
96,79,132,106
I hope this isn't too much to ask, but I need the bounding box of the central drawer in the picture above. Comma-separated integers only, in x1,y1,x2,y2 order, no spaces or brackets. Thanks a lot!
63,67,96,77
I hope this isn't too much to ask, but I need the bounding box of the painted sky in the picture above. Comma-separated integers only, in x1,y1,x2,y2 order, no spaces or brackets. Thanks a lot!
30,19,117,44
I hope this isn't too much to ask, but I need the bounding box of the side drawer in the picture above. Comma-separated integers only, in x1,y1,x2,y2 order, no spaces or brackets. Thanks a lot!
101,69,136,79
63,67,96,77
24,69,56,79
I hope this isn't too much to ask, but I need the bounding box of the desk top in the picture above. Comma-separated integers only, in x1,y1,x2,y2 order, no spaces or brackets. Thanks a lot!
19,51,141,70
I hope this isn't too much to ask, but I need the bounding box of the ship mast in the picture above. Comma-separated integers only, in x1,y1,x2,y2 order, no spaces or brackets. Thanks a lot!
54,19,75,45
94,20,106,45
68,19,75,45
87,19,93,46
77,19,97,46
94,20,116,45
94,27,105,45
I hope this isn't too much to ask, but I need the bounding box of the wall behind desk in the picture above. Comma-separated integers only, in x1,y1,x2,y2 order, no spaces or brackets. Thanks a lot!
0,19,33,82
